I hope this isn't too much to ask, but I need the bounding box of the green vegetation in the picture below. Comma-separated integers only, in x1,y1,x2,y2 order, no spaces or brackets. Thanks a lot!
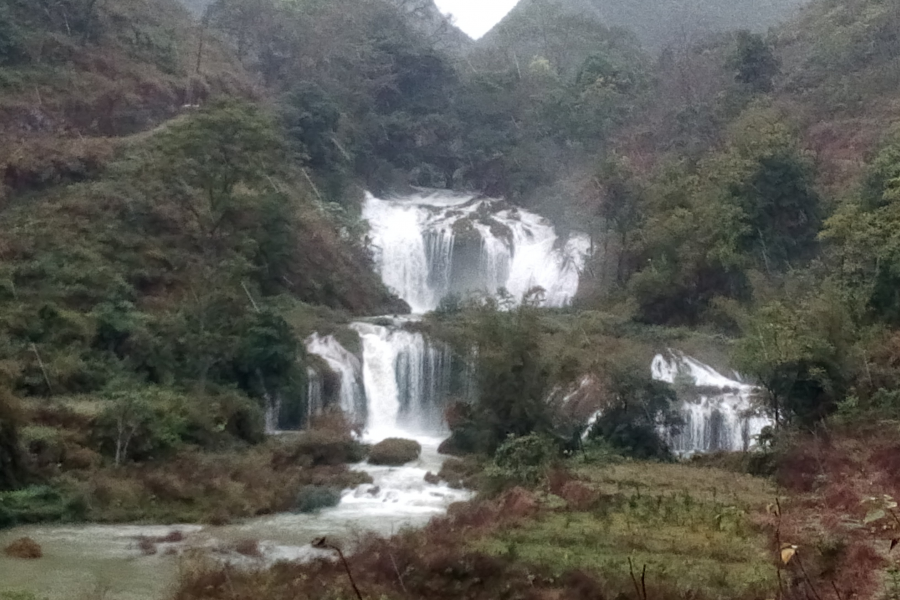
293,485,342,514
171,455,780,600
475,461,775,598
484,0,808,52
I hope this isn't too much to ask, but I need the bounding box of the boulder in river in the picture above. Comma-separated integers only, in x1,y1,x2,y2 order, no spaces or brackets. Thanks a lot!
369,438,422,466
4,536,42,559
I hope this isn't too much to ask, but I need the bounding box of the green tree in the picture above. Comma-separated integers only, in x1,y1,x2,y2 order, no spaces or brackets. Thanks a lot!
587,370,682,460
733,284,857,427
445,291,552,454
727,31,780,93
823,133,900,324
147,102,287,243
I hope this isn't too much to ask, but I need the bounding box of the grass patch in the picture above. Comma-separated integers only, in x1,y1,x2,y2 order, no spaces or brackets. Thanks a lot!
59,437,372,525
472,460,777,598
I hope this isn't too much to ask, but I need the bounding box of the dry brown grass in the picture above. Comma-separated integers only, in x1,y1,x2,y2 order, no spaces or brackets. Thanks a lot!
171,458,780,600
772,424,900,600
3,537,42,559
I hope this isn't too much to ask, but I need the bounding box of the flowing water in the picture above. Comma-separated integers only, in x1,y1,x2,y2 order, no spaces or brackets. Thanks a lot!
362,190,590,313
1,322,469,600
0,438,468,600
652,351,772,454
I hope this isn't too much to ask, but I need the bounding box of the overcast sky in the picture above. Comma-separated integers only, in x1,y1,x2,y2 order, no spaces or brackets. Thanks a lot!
433,0,520,39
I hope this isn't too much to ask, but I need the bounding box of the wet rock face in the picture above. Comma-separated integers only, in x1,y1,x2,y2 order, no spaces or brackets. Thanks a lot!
369,438,422,466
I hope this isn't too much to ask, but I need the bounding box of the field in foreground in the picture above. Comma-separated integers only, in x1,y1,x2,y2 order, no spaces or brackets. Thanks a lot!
172,454,782,600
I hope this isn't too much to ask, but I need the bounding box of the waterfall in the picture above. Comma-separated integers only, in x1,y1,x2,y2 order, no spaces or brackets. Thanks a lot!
651,352,772,454
305,334,367,423
362,190,590,313
265,394,282,434
293,324,457,441
307,368,323,420
351,321,454,441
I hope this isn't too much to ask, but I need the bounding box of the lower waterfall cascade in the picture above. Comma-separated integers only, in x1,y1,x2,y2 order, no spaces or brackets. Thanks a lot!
651,351,772,454
299,322,460,441
305,333,367,421
362,190,590,313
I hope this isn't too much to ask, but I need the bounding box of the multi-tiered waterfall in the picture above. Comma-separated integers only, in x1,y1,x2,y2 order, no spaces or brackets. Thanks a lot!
293,191,771,454
290,190,591,438
363,191,590,313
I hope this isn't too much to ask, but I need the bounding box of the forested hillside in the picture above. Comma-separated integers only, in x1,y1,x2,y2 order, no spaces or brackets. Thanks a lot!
481,0,810,51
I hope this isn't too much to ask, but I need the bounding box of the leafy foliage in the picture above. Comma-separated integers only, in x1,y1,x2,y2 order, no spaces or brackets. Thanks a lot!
587,370,682,460
488,433,558,487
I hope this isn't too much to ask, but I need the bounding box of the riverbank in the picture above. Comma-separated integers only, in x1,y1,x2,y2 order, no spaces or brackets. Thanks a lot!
169,451,780,600
0,436,469,600
167,423,900,600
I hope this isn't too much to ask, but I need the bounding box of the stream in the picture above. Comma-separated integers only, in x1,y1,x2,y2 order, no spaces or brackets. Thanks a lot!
0,436,469,600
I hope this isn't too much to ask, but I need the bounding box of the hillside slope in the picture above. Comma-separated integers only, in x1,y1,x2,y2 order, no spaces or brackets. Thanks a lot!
481,0,810,51
0,0,407,431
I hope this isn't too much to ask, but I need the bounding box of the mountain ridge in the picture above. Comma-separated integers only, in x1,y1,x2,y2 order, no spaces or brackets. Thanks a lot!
481,0,811,51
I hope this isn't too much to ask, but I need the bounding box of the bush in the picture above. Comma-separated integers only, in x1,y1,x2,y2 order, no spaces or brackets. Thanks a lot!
488,434,558,487
294,485,341,513
587,373,681,460
93,387,267,464
277,428,366,467
0,486,86,528
437,456,484,489
368,438,421,466
3,537,42,559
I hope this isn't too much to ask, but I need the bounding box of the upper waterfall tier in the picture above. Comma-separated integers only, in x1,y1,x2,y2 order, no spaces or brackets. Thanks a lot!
363,191,590,313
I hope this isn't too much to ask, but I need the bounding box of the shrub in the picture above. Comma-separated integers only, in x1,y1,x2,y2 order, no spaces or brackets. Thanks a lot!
3,537,42,559
487,434,558,487
587,373,681,460
437,456,485,489
368,438,421,466
276,428,366,467
0,485,86,527
294,485,341,513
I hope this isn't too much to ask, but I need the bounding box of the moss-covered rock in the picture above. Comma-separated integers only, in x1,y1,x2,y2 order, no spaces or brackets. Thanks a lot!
369,438,422,466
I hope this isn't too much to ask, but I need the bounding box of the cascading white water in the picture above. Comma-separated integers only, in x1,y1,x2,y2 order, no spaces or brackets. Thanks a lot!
651,351,772,454
305,334,366,420
362,191,590,313
306,367,322,418
351,321,453,441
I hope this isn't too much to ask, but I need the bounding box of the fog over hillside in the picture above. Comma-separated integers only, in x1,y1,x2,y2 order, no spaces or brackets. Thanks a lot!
483,0,811,50
177,0,470,53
